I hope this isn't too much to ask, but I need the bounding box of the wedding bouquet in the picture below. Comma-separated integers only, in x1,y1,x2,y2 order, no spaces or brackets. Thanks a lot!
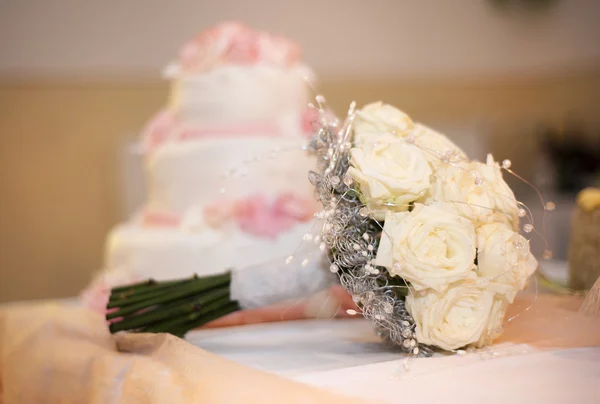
107,99,542,354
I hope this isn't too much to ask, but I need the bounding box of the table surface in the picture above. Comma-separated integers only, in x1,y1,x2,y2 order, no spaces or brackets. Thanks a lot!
184,261,599,403
186,317,600,404
187,318,403,377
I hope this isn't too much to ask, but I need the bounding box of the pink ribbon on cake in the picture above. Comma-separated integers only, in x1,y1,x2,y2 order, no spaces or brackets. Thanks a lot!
142,193,317,239
140,210,181,227
141,107,318,152
141,109,285,152
179,122,282,141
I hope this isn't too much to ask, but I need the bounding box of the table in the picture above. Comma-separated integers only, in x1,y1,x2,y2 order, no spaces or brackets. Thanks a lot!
187,316,600,403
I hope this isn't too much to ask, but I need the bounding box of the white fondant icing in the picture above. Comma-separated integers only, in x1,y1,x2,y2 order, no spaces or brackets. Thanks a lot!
106,220,316,280
146,136,315,213
169,64,314,125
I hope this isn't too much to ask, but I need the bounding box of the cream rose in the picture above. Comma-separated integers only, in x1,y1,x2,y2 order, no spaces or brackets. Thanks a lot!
353,102,414,145
429,154,520,228
476,297,509,347
476,223,538,302
406,280,494,350
348,139,432,218
410,123,467,168
375,203,477,291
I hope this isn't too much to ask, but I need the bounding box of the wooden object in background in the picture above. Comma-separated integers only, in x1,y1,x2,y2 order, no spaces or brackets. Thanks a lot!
568,188,600,291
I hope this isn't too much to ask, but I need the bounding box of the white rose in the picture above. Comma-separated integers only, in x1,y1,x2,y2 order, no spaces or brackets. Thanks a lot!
353,102,414,145
406,280,494,350
429,154,520,228
375,203,477,291
348,139,432,218
476,222,538,302
477,154,520,225
476,297,509,347
410,124,467,168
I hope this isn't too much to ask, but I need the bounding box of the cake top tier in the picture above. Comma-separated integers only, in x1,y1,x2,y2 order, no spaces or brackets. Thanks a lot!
140,22,314,153
170,22,301,75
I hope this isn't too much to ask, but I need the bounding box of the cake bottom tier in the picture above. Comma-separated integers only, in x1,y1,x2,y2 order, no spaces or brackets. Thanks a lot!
104,222,316,282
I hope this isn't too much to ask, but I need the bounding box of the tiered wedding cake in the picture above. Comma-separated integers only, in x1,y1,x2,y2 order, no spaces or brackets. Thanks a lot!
99,23,318,287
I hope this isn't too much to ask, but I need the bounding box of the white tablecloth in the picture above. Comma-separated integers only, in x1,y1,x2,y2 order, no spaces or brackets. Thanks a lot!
187,318,599,403
185,266,600,404
187,319,400,377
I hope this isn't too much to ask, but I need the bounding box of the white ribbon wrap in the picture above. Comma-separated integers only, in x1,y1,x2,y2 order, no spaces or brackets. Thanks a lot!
230,247,337,309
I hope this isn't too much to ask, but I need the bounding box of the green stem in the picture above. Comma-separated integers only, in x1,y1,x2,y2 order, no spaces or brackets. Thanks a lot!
109,287,230,333
535,271,585,296
142,294,234,334
110,278,180,294
171,301,241,337
106,272,231,320
108,273,230,308
108,277,197,308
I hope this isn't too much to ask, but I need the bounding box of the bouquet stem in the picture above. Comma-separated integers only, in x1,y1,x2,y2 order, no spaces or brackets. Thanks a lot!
106,272,240,337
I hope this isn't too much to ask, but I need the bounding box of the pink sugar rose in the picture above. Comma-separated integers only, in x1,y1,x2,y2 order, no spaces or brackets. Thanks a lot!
273,193,316,222
180,22,258,70
179,41,202,70
233,195,296,239
179,25,223,71
140,193,315,238
232,194,316,238
179,22,300,72
224,25,261,64
258,34,301,67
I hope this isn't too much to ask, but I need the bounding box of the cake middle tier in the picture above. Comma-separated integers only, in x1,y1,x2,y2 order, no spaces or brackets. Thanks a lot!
146,136,314,214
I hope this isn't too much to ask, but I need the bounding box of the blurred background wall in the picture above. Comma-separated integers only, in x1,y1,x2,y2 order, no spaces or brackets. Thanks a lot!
1,0,599,302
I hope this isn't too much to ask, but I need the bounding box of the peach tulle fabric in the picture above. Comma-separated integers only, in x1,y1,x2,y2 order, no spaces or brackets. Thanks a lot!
498,292,600,348
0,303,365,404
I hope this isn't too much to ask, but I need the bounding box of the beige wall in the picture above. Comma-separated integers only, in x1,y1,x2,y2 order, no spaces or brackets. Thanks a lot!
2,72,600,302
3,1,600,78
0,80,166,301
